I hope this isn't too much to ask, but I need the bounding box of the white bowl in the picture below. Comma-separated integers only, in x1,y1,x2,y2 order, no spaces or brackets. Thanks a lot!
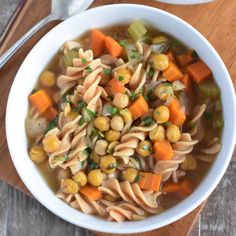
6,4,236,234
155,0,215,5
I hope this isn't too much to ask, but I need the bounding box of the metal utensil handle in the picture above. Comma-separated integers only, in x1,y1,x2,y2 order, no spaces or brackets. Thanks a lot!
0,14,54,69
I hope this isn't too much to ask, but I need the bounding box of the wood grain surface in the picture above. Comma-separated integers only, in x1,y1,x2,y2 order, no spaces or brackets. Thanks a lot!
0,0,235,235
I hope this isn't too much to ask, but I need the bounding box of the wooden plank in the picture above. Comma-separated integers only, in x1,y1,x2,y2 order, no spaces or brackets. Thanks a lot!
0,0,235,235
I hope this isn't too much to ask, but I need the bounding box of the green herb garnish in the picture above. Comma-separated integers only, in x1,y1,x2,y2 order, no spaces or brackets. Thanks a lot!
130,92,138,101
163,121,172,127
144,89,153,101
31,88,37,94
147,67,155,77
85,108,96,118
118,40,126,46
108,104,119,116
88,157,99,170
135,175,141,183
44,116,58,134
81,58,87,63
142,116,155,126
85,66,92,73
203,111,212,120
79,117,84,126
163,82,172,87
83,147,92,156
189,122,196,129
118,75,124,82
77,100,87,113
103,68,112,75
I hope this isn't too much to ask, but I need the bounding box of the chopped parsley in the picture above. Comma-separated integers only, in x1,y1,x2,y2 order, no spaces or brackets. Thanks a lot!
203,111,212,120
31,88,37,94
108,104,119,116
142,116,155,126
147,67,155,77
163,121,172,127
52,154,68,163
130,92,138,101
85,66,92,73
88,157,99,170
81,58,87,63
79,117,84,126
44,116,58,134
118,40,126,46
103,68,112,75
118,75,124,82
77,100,87,113
163,82,172,87
85,108,96,118
189,122,196,129
83,147,92,156
135,175,141,183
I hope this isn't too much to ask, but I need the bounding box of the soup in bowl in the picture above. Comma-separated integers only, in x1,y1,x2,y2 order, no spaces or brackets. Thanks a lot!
6,4,236,234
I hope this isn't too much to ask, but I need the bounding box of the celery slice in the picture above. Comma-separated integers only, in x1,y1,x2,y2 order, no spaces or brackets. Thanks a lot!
127,21,147,41
62,49,79,67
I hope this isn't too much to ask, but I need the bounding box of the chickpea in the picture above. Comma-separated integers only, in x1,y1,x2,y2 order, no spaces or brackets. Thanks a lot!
119,109,133,124
116,68,132,85
105,130,120,142
57,168,70,182
152,35,168,44
40,70,56,87
72,171,87,186
110,115,124,131
100,155,117,174
90,151,100,164
43,135,61,153
94,116,110,132
151,54,169,71
166,125,181,143
155,84,174,101
29,145,47,163
107,141,119,154
113,93,129,109
181,154,197,171
94,139,108,155
153,105,170,124
149,125,165,142
88,169,104,186
122,168,138,183
60,178,78,194
136,140,152,158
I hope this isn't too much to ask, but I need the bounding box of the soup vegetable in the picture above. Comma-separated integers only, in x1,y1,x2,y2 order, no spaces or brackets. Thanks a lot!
25,21,223,222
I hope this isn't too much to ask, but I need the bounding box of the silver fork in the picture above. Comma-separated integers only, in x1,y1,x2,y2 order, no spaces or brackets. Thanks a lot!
0,0,94,69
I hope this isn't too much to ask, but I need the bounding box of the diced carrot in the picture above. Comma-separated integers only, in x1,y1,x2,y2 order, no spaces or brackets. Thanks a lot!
162,61,183,82
165,51,175,62
90,29,106,57
138,172,162,192
178,179,194,196
43,106,58,121
29,90,53,114
162,182,181,193
186,60,212,84
105,77,126,96
176,50,196,67
168,98,186,126
129,95,149,120
104,36,123,58
154,140,174,160
180,74,191,92
79,185,102,201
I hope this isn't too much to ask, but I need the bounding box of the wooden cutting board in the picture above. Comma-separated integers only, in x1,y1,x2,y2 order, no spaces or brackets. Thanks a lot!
0,0,235,235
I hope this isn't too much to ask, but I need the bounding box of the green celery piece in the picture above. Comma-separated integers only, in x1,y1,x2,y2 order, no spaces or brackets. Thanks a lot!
62,49,79,67
127,21,147,41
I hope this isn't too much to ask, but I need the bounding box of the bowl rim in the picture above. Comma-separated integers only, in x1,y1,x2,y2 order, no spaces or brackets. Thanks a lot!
5,3,236,234
154,0,215,5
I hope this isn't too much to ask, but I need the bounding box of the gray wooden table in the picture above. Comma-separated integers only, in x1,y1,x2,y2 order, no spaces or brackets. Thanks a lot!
0,1,235,235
